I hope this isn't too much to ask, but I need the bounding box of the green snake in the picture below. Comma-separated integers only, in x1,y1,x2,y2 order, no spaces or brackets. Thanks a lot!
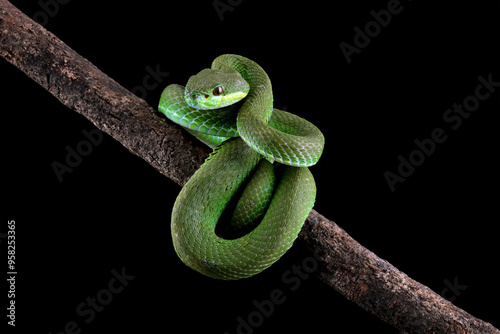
158,55,324,280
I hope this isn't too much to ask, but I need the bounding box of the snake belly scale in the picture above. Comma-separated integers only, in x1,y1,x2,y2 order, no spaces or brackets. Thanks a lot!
158,55,324,279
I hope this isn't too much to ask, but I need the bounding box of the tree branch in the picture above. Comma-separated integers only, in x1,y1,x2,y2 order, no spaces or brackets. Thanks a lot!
1,1,497,333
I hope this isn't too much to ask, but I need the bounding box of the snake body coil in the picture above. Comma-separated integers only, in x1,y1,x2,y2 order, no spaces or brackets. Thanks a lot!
159,55,324,279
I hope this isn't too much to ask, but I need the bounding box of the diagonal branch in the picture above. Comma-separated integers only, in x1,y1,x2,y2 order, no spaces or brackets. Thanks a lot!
0,1,497,333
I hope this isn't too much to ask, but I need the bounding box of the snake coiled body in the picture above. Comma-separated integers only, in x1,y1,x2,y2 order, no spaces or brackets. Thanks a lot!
159,55,324,279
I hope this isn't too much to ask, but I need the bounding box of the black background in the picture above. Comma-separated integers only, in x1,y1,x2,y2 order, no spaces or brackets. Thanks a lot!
1,1,499,333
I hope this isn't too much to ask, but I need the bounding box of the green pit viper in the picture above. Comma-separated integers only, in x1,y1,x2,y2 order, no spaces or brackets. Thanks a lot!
158,54,324,280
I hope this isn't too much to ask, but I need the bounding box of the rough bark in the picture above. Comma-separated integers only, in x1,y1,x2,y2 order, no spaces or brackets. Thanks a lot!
1,1,498,333
0,0,209,186
302,210,498,333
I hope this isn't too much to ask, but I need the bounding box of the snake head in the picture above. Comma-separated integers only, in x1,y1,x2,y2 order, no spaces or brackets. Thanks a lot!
185,69,249,110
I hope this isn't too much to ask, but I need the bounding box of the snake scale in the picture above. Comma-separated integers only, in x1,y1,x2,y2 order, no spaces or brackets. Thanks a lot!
158,55,324,279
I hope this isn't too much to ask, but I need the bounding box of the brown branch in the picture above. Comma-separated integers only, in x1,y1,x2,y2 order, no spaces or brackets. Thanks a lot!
1,1,497,333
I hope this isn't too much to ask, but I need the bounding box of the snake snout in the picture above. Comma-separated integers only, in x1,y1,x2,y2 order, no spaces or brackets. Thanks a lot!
185,90,198,102
185,90,207,110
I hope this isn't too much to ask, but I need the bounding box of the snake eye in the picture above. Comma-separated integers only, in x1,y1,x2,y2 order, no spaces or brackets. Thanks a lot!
213,86,223,96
